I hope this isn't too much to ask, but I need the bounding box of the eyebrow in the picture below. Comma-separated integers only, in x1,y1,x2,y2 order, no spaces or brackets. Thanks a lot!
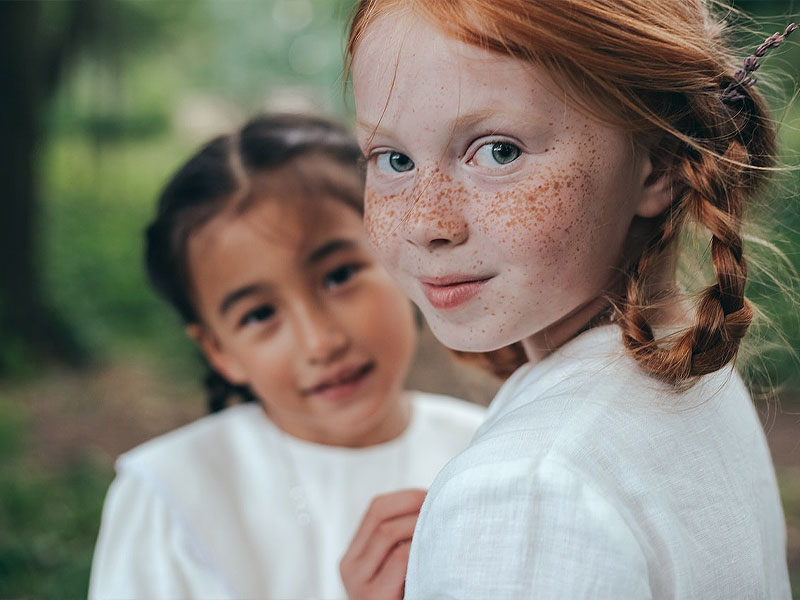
357,109,512,142
219,283,271,317
305,238,358,265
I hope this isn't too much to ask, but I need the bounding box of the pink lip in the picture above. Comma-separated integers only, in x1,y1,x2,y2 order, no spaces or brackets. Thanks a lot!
303,362,374,401
420,276,492,310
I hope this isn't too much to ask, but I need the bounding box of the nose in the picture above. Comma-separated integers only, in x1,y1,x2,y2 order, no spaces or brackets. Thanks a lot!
403,177,469,250
295,301,350,365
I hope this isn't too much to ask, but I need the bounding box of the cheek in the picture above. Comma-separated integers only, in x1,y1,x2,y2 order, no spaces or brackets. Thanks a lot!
473,165,595,268
364,185,403,254
237,347,290,403
251,326,303,383
356,281,417,369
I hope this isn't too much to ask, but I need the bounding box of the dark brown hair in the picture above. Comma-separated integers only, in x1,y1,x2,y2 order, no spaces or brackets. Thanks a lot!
145,113,364,410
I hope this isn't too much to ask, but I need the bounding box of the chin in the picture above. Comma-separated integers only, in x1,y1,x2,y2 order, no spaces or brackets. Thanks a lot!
425,317,518,353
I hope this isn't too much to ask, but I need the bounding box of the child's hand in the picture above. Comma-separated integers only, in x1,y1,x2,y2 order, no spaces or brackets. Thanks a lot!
340,489,427,600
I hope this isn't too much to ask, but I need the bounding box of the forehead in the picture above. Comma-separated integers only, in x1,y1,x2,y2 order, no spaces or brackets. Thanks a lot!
352,12,560,134
189,194,364,267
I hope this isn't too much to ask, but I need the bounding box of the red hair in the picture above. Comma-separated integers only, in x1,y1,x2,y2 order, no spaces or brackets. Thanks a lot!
347,0,778,384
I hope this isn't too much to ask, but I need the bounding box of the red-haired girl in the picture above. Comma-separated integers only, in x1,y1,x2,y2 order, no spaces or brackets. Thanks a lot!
348,1,793,597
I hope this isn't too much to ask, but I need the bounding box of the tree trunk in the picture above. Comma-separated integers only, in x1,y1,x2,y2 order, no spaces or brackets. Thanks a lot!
0,2,90,373
0,3,47,370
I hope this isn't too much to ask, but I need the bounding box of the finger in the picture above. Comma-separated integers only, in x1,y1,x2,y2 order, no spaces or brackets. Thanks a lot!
370,540,412,600
341,511,418,586
348,489,426,555
344,489,425,562
351,512,418,583
341,489,424,587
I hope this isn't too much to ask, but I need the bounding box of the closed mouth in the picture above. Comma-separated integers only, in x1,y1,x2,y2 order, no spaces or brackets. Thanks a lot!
420,274,493,287
303,362,375,396
420,276,493,309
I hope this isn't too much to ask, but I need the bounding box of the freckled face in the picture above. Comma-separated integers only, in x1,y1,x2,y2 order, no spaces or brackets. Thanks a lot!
187,194,417,447
352,14,652,355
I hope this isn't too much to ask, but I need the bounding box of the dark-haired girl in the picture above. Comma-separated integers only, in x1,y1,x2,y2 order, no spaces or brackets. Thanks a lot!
88,114,484,599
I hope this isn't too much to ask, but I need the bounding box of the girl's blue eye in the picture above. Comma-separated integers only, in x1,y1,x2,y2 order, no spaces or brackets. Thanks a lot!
240,305,275,327
492,142,521,164
376,151,415,173
473,141,521,167
324,264,360,289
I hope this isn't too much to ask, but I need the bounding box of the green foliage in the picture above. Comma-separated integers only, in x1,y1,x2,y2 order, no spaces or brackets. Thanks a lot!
40,132,201,377
0,399,112,600
23,0,367,381
0,338,39,381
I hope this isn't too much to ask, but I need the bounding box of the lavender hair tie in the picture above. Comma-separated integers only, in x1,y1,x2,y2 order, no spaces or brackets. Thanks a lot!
721,23,798,104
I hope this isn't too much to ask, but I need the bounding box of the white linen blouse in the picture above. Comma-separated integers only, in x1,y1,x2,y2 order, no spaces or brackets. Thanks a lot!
89,392,485,600
405,326,789,599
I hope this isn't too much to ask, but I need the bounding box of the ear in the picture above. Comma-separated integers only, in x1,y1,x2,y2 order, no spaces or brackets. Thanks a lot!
634,151,675,219
186,323,249,385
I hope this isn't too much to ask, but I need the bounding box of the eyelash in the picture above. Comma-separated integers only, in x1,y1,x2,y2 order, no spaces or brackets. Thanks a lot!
324,263,362,289
468,140,523,168
372,151,415,175
239,304,275,328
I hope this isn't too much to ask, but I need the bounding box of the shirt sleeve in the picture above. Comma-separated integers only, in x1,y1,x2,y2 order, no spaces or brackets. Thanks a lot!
88,468,232,600
404,456,652,599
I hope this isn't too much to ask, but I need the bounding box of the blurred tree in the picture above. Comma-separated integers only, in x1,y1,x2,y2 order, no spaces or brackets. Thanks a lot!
0,1,105,374
0,1,189,376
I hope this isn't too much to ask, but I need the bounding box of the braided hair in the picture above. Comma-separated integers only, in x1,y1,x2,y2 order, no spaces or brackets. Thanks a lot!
348,0,789,385
145,113,364,411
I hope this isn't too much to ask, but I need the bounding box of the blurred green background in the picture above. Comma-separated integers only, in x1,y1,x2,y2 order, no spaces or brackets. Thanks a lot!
0,1,798,598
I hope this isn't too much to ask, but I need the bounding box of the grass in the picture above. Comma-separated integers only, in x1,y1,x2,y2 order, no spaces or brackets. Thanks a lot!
0,395,113,600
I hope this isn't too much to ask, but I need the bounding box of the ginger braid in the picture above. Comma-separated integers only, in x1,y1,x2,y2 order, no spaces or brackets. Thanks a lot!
618,81,776,384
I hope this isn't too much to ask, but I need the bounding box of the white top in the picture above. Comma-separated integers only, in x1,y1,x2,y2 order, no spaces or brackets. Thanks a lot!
89,392,485,600
406,326,789,599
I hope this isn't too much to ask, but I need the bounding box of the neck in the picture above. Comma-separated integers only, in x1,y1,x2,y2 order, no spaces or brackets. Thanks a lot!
521,295,613,363
345,393,412,448
522,240,683,364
